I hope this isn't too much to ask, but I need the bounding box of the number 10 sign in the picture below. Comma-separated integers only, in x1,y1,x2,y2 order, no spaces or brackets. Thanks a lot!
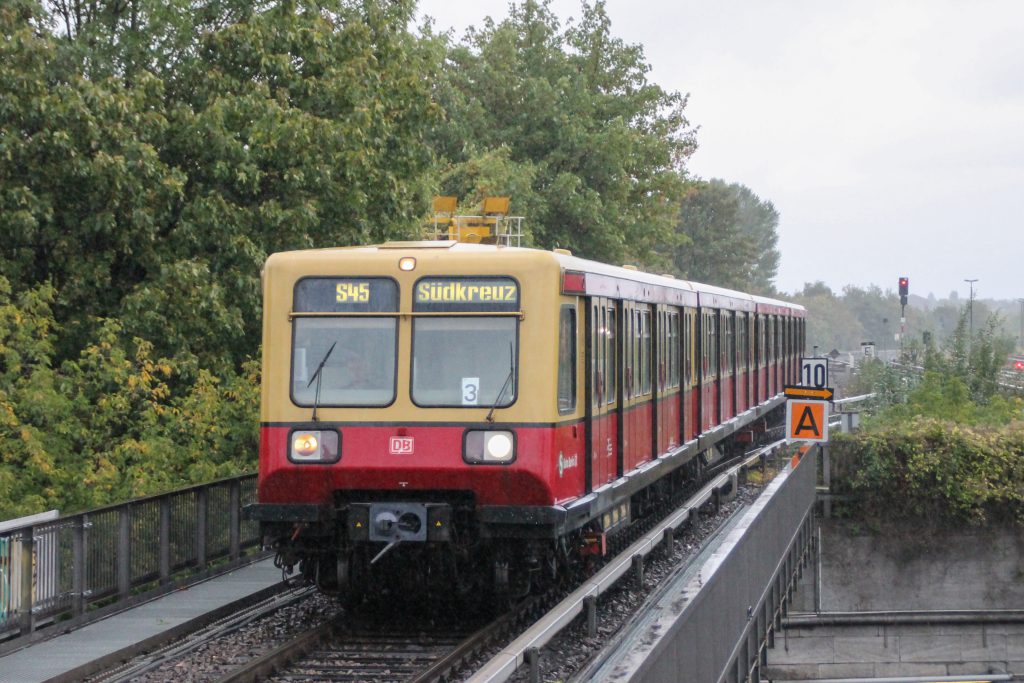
800,357,829,389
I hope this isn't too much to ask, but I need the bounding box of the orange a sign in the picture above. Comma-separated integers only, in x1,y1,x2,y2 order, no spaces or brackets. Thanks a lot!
786,399,829,443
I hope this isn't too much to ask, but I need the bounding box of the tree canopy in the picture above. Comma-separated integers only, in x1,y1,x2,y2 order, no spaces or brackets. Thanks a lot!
429,0,696,268
0,0,789,519
2,0,441,371
672,179,779,292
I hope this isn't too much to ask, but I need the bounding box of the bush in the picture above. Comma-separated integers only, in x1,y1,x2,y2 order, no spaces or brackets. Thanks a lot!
831,419,1024,526
0,276,258,519
833,309,1024,527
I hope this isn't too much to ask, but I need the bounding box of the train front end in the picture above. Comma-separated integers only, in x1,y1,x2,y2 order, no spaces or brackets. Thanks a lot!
246,243,584,601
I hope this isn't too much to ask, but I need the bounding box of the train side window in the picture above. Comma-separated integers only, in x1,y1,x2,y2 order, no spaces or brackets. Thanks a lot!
640,308,651,395
558,305,576,414
684,311,694,386
592,304,603,408
669,312,680,388
606,306,617,405
721,312,732,375
703,311,716,378
741,313,749,370
622,307,630,397
761,317,770,368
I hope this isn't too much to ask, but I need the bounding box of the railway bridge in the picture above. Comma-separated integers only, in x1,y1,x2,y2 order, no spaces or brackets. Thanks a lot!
0,442,1019,682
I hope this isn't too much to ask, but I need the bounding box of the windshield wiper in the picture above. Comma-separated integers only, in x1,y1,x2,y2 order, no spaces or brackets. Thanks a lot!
307,341,337,422
486,343,515,423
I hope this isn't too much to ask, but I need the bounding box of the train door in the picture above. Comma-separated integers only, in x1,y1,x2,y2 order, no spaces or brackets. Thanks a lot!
780,317,789,388
719,310,735,423
701,309,719,432
587,298,618,489
656,307,681,454
774,317,782,393
621,303,653,473
683,308,697,443
754,313,762,404
556,301,584,498
736,312,749,414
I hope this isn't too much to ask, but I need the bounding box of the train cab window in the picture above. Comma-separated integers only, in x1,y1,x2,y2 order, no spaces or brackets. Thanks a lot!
291,277,399,407
411,277,520,408
557,306,576,414
412,317,517,407
292,318,397,406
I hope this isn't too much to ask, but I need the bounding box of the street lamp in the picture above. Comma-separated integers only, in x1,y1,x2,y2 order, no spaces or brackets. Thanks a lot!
1018,298,1024,350
964,279,978,338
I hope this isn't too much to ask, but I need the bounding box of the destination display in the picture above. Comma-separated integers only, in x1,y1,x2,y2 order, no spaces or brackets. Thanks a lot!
294,277,399,313
413,277,519,312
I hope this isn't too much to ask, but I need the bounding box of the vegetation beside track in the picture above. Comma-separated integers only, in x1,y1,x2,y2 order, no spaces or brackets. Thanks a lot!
831,315,1024,527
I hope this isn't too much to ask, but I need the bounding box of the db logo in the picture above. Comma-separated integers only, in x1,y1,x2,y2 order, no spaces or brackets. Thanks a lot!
389,436,414,455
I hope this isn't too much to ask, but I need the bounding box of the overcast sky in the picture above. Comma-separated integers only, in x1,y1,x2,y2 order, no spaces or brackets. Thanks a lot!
416,0,1023,302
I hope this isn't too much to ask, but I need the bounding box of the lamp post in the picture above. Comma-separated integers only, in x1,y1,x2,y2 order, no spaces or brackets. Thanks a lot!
1018,298,1024,350
964,279,978,338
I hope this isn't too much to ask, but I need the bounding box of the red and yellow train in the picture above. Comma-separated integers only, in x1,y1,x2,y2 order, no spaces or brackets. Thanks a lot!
246,238,805,600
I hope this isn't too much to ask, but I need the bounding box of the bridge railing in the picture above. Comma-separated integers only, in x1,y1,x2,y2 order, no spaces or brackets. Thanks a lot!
0,474,263,654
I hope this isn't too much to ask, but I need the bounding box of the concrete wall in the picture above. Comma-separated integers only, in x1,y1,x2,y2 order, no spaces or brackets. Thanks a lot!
815,520,1024,611
766,621,1024,680
767,519,1024,680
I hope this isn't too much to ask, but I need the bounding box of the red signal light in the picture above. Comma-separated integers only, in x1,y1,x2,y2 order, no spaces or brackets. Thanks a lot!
1015,360,1024,371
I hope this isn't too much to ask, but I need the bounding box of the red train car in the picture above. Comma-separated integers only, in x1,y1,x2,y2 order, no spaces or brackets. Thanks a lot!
245,241,805,601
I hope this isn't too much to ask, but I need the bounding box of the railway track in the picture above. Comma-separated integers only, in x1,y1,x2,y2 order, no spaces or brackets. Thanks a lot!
217,440,788,683
217,596,545,683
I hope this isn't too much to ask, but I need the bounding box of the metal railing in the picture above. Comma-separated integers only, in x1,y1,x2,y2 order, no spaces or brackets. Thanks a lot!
0,474,262,653
423,215,524,246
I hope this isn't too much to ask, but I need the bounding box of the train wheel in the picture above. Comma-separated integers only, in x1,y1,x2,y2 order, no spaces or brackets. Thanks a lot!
336,549,367,608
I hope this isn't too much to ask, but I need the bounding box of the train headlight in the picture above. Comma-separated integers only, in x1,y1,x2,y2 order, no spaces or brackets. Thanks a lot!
463,430,516,464
289,429,340,463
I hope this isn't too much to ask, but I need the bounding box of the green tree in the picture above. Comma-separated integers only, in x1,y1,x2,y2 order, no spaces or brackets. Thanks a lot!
430,0,694,267
0,274,259,518
0,2,185,358
3,0,442,370
731,183,780,293
672,179,758,289
791,281,865,352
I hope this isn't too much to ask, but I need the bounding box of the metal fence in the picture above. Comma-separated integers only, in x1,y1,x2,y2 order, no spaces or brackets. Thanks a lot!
0,475,262,652
588,445,818,683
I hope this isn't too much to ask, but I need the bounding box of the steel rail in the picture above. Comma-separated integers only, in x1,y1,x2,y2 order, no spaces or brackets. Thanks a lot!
785,609,1024,627
215,612,342,683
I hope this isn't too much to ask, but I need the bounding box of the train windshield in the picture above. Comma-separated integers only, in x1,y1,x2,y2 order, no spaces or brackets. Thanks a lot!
410,276,520,409
291,318,397,407
411,317,518,407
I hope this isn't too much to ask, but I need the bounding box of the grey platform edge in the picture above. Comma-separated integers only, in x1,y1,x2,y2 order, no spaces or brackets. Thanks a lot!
0,556,286,683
